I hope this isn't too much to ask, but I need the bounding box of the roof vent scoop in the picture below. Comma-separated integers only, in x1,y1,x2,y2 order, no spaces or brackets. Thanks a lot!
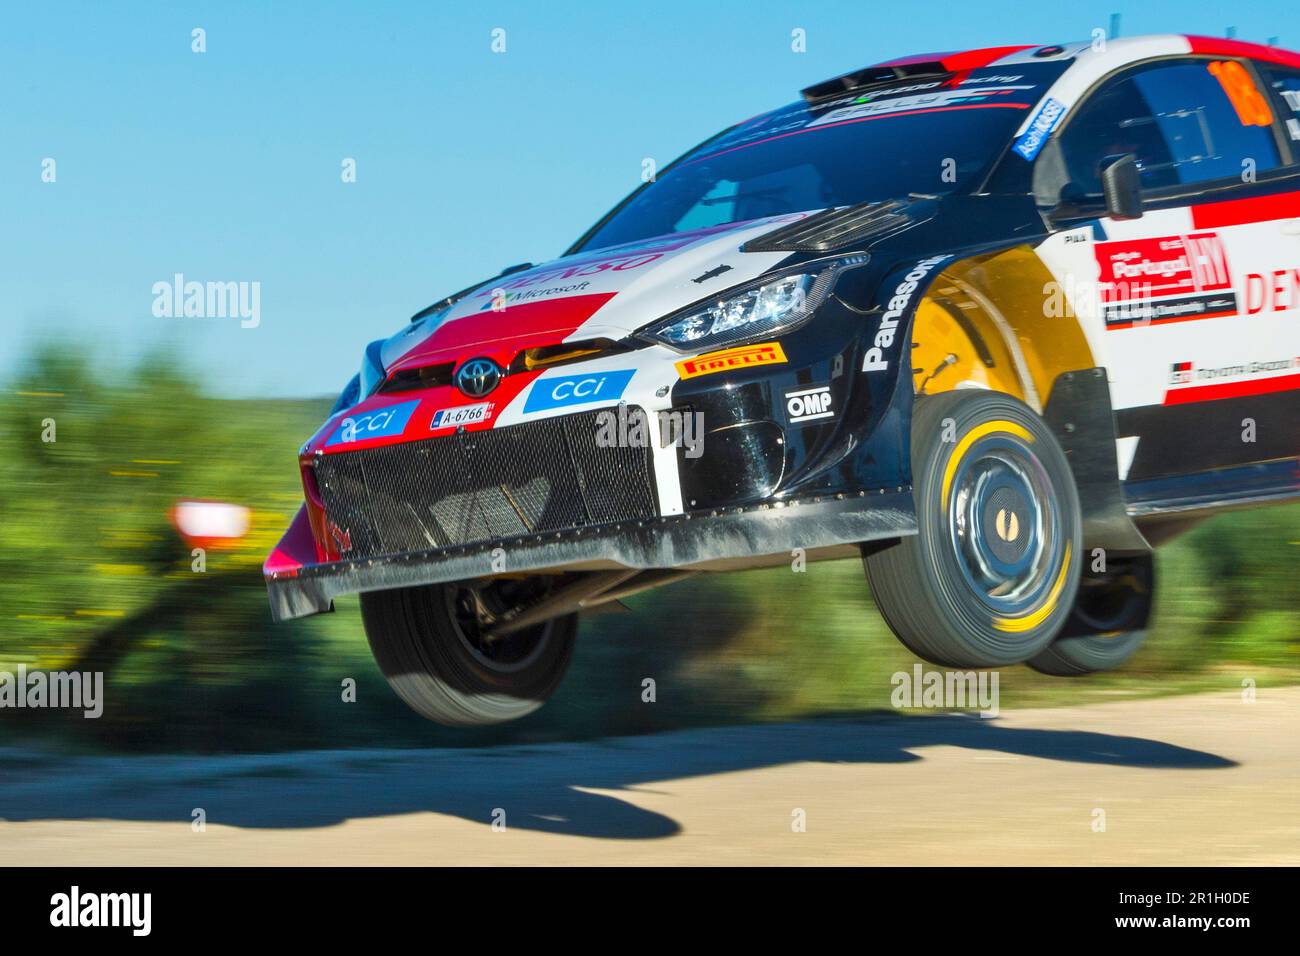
800,62,950,102
741,200,912,253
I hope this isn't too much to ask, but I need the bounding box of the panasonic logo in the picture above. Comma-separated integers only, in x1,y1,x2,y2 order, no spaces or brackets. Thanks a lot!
862,256,948,373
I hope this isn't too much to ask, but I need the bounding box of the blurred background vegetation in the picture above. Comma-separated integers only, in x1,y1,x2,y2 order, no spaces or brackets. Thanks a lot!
2,344,1298,753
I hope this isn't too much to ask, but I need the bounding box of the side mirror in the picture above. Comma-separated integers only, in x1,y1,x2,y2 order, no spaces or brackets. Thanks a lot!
1100,154,1143,220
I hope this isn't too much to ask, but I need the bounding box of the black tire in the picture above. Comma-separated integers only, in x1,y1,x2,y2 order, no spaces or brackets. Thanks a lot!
1027,554,1153,676
865,390,1082,668
360,580,576,726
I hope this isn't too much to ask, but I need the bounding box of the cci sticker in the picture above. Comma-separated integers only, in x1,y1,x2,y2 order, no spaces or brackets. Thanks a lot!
326,399,419,446
523,369,635,413
675,342,788,380
430,402,493,429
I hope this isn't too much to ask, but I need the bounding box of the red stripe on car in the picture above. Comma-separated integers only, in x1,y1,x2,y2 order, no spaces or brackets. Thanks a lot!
1185,35,1300,70
1164,371,1300,405
389,292,616,370
1191,191,1300,229
939,45,1037,71
870,45,1036,70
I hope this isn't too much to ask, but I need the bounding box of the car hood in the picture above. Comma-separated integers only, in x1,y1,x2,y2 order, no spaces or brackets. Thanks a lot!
380,212,815,372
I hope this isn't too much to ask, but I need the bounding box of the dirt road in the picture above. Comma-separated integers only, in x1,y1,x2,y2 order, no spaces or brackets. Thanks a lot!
2,687,1296,865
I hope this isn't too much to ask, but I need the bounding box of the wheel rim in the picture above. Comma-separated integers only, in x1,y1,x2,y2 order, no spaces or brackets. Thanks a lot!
946,434,1062,619
444,583,551,674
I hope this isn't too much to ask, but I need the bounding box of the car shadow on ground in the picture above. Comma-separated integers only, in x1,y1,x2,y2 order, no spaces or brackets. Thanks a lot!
0,713,1236,841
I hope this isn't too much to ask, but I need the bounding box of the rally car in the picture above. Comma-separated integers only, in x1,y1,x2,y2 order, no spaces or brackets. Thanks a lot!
266,34,1300,726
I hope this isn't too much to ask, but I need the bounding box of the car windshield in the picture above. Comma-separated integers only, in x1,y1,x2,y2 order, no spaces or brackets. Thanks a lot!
576,63,1069,252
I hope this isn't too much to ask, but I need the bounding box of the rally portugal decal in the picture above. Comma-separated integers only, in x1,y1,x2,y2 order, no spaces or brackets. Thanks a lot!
1095,233,1238,329
675,342,788,380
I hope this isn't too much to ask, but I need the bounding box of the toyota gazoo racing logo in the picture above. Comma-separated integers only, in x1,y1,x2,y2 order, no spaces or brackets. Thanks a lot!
455,357,503,398
863,256,949,372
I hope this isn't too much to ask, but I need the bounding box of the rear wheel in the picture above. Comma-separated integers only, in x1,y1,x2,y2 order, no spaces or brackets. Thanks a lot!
865,390,1082,668
360,578,576,726
1027,554,1153,676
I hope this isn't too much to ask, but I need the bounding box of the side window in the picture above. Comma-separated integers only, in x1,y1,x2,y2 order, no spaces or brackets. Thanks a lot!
1260,65,1300,149
1057,60,1281,197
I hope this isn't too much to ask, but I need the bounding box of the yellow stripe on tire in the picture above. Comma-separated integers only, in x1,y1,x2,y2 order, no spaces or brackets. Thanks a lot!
992,543,1072,633
940,419,1034,513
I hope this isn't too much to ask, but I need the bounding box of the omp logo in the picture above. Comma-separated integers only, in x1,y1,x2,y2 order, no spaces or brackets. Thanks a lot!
675,342,788,379
523,369,635,413
863,256,948,372
784,384,833,424
325,399,419,446
1170,361,1194,384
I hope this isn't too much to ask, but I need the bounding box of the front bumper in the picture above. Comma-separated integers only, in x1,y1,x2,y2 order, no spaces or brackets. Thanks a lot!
267,489,915,621
267,263,926,620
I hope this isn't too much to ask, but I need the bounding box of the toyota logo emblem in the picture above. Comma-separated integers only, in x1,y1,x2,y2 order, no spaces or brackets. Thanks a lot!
455,357,503,398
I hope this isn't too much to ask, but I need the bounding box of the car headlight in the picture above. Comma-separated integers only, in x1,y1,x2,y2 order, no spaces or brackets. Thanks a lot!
636,255,867,351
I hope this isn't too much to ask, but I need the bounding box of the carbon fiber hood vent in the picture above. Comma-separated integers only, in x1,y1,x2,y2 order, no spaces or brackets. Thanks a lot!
741,200,911,253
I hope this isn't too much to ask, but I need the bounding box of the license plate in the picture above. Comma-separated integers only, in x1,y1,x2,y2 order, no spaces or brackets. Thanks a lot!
430,402,493,429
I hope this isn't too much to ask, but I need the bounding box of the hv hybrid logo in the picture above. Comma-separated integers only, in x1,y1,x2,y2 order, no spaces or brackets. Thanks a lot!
524,370,635,413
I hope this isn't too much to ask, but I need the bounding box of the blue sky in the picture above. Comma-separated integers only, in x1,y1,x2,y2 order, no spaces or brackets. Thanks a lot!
1,0,1292,397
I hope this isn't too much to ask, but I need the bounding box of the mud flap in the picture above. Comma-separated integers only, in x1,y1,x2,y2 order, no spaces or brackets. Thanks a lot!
1040,368,1150,556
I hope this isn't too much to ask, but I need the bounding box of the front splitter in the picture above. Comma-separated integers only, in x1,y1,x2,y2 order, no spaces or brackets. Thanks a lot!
266,489,916,621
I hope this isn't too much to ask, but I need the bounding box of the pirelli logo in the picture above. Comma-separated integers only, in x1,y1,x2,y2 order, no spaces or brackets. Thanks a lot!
675,342,788,379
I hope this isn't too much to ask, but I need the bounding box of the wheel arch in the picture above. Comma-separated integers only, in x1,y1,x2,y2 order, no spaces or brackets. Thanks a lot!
903,246,1151,556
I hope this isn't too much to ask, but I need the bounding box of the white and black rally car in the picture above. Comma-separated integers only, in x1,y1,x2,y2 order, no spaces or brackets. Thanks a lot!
266,35,1300,725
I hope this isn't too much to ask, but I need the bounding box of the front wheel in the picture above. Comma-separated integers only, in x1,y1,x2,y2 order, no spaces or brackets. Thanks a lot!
361,578,576,726
865,390,1082,668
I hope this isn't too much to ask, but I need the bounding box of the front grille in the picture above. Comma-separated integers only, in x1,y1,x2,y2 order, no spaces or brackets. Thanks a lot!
313,408,658,560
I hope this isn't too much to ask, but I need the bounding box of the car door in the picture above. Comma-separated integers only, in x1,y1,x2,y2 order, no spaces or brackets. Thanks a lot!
1034,55,1300,494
